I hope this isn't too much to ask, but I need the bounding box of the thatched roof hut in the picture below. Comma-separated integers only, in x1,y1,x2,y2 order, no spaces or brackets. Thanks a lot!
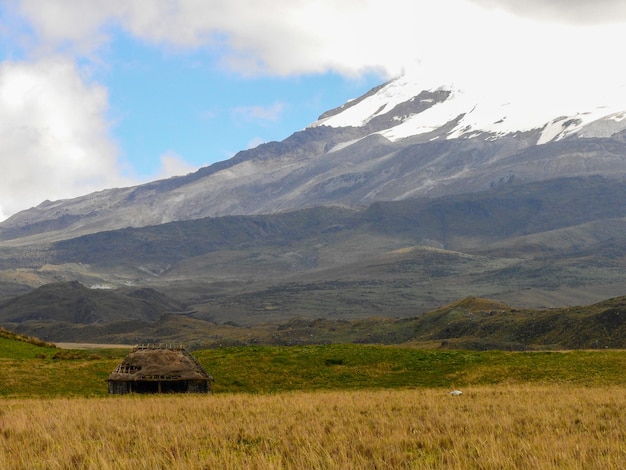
107,344,213,394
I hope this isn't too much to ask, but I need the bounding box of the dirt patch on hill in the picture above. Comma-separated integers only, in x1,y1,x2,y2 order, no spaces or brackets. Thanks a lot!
55,342,134,350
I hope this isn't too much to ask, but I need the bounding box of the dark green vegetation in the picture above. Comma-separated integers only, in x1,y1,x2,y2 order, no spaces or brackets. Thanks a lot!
2,330,626,398
199,345,626,394
404,296,626,350
2,284,626,351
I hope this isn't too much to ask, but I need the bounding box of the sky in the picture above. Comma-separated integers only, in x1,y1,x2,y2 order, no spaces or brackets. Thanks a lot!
1,0,625,221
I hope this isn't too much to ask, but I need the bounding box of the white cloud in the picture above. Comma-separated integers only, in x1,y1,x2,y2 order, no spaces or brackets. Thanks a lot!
470,0,626,24
231,102,286,125
0,57,132,220
2,0,626,220
13,1,626,83
8,1,466,77
153,151,199,180
12,0,122,57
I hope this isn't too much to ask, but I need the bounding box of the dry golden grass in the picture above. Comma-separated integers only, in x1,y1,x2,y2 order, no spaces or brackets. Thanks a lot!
2,385,626,469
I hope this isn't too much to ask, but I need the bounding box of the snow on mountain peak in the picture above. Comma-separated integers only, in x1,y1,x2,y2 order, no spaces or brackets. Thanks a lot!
312,72,626,145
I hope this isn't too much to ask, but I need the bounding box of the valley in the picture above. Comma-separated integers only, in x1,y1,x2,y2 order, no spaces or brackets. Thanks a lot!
1,176,626,345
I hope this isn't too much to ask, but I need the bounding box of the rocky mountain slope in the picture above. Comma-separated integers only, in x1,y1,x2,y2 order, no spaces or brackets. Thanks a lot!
1,175,626,344
2,74,626,244
1,73,626,344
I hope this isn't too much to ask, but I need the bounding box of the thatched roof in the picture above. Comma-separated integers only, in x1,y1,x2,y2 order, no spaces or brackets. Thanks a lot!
107,344,212,382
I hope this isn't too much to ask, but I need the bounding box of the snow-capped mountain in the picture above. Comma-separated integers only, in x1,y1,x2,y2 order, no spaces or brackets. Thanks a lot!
2,74,626,244
313,72,626,145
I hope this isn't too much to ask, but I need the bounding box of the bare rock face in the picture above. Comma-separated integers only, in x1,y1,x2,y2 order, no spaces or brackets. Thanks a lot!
2,76,626,245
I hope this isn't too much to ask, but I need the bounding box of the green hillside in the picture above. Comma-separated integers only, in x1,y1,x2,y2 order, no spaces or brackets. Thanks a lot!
0,327,56,359
0,330,125,397
1,329,626,398
402,295,626,350
1,280,626,349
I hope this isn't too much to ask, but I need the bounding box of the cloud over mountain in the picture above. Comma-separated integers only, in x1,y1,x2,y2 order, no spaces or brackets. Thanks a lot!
472,0,626,24
1,0,626,220
0,57,130,220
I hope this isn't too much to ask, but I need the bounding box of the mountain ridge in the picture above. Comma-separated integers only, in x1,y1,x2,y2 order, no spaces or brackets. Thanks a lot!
1,175,625,309
2,75,626,244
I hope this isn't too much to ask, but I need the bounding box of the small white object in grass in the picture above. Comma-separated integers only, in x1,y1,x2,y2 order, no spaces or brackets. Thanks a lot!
449,390,463,396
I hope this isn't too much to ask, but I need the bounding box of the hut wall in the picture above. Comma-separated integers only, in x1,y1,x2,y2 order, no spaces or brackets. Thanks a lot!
188,380,210,393
108,381,130,394
108,379,211,394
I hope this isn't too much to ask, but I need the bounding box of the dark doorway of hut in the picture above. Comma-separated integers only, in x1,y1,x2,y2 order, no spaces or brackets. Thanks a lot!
128,380,206,394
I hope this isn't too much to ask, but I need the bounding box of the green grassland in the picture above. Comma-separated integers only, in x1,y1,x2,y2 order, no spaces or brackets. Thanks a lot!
2,328,626,398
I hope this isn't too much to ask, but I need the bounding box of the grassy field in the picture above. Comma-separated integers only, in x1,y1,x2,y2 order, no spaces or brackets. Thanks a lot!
4,340,626,397
3,338,626,467
3,385,626,469
197,345,626,393
3,339,626,396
